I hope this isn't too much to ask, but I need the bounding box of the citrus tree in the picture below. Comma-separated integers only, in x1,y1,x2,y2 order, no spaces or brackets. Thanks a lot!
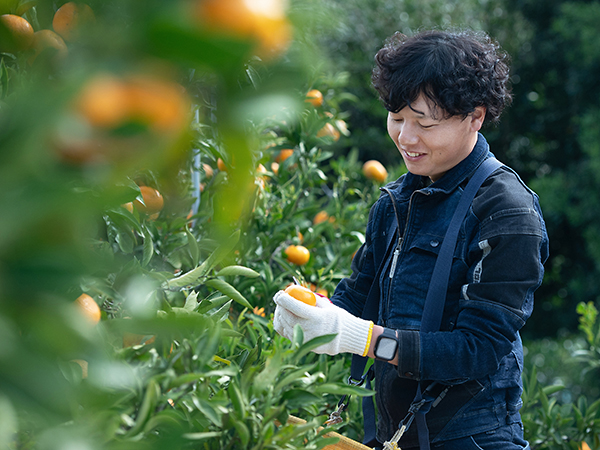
0,0,398,448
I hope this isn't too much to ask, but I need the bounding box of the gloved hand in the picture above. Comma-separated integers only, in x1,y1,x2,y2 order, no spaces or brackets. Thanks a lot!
273,290,373,356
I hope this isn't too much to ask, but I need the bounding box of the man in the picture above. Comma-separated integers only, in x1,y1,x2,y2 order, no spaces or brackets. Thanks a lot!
274,29,549,450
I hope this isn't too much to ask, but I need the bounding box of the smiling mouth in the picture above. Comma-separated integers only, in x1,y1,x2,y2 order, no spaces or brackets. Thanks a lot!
404,150,423,158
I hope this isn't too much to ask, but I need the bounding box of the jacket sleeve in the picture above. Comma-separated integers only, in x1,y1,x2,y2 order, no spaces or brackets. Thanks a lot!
330,200,381,318
398,204,549,383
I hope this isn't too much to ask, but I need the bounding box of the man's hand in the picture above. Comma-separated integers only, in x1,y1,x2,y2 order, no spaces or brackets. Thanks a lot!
273,290,373,356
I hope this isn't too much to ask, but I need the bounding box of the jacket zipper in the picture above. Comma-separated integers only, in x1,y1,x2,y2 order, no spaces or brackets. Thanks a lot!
380,187,430,316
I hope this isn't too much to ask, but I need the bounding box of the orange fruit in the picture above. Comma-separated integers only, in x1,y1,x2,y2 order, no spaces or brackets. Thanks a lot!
284,284,316,306
74,73,190,133
75,74,130,128
203,163,214,178
362,160,388,182
193,0,291,57
317,122,340,141
271,162,280,175
126,75,190,133
305,89,323,107
313,210,329,225
52,2,95,42
284,244,310,266
579,443,591,450
122,202,134,213
75,293,101,325
0,14,34,53
275,148,294,163
316,288,328,297
28,29,68,65
134,186,164,215
217,158,227,172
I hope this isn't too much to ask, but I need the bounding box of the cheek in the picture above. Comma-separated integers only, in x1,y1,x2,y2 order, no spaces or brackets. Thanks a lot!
387,122,398,142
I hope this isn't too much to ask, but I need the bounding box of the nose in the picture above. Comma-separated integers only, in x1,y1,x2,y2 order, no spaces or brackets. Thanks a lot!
398,121,419,146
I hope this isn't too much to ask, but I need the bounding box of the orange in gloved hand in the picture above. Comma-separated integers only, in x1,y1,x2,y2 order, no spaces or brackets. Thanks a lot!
284,284,317,306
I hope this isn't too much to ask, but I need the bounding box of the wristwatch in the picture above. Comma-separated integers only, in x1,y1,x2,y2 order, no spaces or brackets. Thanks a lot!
374,328,398,361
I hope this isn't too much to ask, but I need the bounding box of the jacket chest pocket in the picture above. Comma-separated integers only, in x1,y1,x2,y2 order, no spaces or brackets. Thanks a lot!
384,232,466,328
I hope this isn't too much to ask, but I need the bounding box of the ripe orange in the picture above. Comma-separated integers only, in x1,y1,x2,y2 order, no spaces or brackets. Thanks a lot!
28,29,68,65
134,186,164,215
203,163,214,178
122,202,134,213
275,148,294,163
284,284,316,306
579,443,591,450
285,244,310,266
316,287,329,297
217,158,227,172
313,210,330,225
126,75,191,133
0,14,34,53
75,293,101,325
194,0,291,57
52,2,95,42
75,74,130,128
305,89,323,107
271,162,280,175
362,160,388,182
74,73,190,133
317,122,340,141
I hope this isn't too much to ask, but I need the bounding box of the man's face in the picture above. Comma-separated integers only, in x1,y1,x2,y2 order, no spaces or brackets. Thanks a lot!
386,95,485,182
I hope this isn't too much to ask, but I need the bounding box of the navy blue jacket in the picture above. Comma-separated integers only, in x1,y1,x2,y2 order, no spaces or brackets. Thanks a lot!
331,134,549,447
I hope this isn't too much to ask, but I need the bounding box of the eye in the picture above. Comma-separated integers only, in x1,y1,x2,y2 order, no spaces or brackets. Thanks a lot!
419,123,436,129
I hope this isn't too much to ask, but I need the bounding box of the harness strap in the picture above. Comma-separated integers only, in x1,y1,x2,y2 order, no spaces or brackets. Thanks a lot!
346,157,502,449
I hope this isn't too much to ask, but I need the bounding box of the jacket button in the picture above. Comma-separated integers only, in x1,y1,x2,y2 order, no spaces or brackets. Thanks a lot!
404,372,414,378
430,240,439,247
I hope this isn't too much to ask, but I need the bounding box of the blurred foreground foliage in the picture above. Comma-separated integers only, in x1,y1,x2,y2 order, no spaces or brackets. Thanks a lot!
1,0,600,449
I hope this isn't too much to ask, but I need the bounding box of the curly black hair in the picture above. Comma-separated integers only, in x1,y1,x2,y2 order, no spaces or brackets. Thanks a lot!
371,29,512,123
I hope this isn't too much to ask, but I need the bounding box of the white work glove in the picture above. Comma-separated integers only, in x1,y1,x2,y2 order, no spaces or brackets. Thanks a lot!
273,290,373,356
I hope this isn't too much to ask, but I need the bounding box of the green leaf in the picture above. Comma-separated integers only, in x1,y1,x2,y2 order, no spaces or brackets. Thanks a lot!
281,389,321,410
205,278,252,309
0,395,17,448
142,225,154,267
183,291,199,311
216,265,260,278
185,225,200,267
165,230,240,288
208,299,233,322
183,431,223,440
191,397,222,427
313,383,376,397
294,334,336,360
0,59,7,100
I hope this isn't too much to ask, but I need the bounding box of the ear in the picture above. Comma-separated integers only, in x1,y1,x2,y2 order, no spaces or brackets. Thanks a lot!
470,106,486,132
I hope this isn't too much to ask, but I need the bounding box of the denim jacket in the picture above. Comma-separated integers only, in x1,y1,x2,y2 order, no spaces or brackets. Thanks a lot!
331,134,549,447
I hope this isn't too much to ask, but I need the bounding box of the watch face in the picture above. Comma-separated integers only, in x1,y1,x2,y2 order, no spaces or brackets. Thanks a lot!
376,337,397,360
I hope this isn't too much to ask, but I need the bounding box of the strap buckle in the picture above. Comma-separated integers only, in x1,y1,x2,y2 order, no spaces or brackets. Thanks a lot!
325,374,368,426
